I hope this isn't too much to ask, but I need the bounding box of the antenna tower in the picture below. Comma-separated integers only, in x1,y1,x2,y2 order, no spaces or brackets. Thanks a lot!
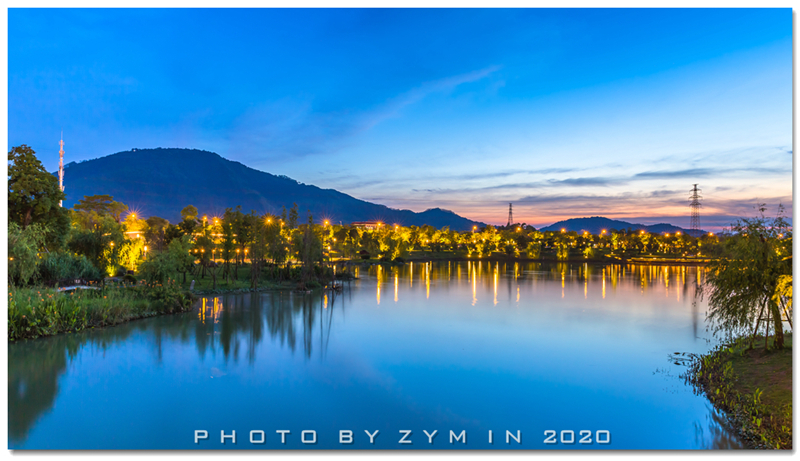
507,203,514,227
58,132,65,207
689,184,702,237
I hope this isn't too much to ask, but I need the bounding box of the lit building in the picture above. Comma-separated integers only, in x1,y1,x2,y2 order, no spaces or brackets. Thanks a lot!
351,221,382,230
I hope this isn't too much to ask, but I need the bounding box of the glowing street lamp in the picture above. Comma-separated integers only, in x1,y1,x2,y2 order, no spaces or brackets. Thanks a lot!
324,220,329,227
561,228,566,233
601,229,607,235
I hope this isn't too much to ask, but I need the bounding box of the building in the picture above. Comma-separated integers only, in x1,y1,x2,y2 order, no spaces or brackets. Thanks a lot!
351,221,383,230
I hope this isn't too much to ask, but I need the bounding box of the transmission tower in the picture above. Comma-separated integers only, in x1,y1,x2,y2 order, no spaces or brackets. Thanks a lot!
507,203,514,227
689,184,702,237
58,132,65,207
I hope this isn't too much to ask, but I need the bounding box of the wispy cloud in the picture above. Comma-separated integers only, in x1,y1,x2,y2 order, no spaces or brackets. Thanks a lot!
635,166,787,179
228,65,502,163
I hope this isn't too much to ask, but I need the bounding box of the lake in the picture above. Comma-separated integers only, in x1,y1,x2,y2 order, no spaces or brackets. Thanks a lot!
8,261,743,449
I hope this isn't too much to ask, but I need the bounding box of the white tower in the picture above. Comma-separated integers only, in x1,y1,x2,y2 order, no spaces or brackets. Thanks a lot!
59,132,65,206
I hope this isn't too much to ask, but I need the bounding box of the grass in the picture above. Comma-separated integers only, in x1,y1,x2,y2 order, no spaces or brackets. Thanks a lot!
687,333,792,449
727,335,793,412
8,281,194,341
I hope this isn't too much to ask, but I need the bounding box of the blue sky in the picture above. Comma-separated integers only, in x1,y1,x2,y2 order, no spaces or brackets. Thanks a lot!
9,8,792,230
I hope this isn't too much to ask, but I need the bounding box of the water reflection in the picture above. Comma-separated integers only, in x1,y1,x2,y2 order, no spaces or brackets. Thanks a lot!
9,289,342,444
695,403,743,449
362,262,706,308
9,262,738,449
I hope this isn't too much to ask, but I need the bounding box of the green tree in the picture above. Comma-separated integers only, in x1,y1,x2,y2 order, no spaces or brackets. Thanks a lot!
68,214,125,275
138,250,177,284
73,195,128,223
526,241,542,259
180,205,199,221
288,203,299,229
8,145,70,250
8,222,48,286
700,205,792,349
144,216,170,253
298,213,323,288
169,234,196,284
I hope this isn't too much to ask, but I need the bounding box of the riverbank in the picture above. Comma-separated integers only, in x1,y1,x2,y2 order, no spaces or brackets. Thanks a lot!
8,281,194,342
341,252,712,265
686,334,792,449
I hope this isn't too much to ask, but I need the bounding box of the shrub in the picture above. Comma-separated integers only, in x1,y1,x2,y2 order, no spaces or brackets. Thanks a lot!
38,251,103,286
138,251,177,284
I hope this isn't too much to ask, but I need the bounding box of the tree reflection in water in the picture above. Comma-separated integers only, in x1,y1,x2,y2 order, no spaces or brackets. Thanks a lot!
8,289,341,444
694,403,744,449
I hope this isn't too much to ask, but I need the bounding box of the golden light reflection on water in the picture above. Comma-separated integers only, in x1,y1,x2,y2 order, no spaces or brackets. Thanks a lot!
493,263,498,306
360,262,703,308
472,263,477,306
376,265,381,305
426,262,430,300
602,267,606,299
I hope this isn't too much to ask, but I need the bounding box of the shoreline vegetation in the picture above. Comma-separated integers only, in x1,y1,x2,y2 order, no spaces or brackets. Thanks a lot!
685,334,792,449
8,280,194,342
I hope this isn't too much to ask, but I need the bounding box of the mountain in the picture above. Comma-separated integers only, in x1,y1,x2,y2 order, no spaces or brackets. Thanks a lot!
57,148,485,230
540,216,694,235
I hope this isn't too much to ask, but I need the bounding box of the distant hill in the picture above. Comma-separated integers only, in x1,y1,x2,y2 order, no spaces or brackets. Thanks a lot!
58,148,485,230
540,216,694,235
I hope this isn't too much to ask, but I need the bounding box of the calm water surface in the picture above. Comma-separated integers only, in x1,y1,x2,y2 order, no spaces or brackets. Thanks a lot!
9,262,743,449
